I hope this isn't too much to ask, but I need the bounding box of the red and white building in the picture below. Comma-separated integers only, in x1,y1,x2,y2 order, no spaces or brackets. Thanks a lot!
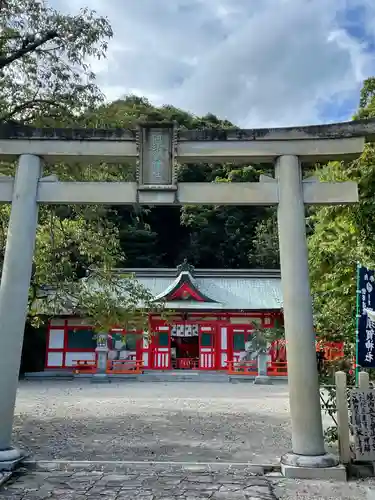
45,262,284,372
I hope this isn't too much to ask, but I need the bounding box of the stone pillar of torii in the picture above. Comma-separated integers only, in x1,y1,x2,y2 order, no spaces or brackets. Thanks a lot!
0,119,373,477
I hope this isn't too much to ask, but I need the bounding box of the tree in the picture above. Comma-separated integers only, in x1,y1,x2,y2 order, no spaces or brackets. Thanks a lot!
0,2,144,331
250,324,285,355
0,0,112,124
308,77,375,344
356,77,375,120
180,166,271,268
248,209,279,269
308,159,375,344
62,270,164,336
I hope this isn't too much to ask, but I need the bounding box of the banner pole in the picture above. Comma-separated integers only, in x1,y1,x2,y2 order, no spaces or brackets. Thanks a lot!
355,262,361,386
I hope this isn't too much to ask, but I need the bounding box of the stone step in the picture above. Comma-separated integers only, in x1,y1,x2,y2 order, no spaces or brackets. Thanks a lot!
22,459,280,476
139,371,230,383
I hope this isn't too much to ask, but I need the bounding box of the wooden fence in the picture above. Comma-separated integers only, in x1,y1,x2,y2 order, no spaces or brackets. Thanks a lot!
335,370,371,465
106,359,144,374
226,360,288,376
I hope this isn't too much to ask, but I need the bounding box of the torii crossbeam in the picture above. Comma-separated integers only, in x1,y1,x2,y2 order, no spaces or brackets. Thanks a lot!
0,118,373,477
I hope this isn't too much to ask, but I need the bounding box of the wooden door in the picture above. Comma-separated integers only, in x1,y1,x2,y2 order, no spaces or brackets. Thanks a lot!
199,324,216,370
151,324,171,369
218,323,229,370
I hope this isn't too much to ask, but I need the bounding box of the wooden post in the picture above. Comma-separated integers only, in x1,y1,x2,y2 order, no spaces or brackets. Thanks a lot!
335,371,351,464
358,371,370,390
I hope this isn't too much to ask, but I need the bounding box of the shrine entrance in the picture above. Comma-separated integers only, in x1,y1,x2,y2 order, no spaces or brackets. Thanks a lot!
171,335,199,369
150,321,219,370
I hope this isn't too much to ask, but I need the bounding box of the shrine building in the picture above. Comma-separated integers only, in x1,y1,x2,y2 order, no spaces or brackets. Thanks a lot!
45,262,284,372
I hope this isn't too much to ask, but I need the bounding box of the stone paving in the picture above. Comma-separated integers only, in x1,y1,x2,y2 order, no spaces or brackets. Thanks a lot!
1,463,375,499
1,465,278,500
12,380,293,464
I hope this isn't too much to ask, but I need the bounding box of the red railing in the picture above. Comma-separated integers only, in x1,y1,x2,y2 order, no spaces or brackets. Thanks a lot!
226,360,288,376
226,360,258,375
72,360,97,374
267,361,288,376
269,340,344,363
316,341,344,361
106,359,144,374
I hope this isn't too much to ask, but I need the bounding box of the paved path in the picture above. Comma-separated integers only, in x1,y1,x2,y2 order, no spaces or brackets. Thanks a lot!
1,463,375,499
13,381,292,464
1,465,277,499
3,380,374,498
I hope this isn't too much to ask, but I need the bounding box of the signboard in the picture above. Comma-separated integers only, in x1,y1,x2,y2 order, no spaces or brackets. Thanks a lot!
350,390,375,461
171,324,198,337
139,126,173,185
358,266,375,368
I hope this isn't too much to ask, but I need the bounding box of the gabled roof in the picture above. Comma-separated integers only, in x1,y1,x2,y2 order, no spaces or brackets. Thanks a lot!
35,264,283,314
153,260,218,304
121,263,283,311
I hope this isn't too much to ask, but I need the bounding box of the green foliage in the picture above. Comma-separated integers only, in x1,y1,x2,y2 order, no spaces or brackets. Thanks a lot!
74,271,164,334
308,163,375,343
6,3,375,352
308,77,375,344
319,384,341,444
308,202,362,343
27,206,124,326
78,96,273,270
248,209,279,269
0,0,112,125
318,359,354,444
81,96,234,130
250,324,285,354
180,166,272,268
356,77,375,120
0,2,152,331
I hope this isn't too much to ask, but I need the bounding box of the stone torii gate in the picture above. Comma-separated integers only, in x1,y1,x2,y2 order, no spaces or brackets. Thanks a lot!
0,119,372,477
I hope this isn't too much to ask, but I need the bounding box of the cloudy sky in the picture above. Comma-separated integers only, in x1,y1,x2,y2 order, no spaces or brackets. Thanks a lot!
50,0,375,127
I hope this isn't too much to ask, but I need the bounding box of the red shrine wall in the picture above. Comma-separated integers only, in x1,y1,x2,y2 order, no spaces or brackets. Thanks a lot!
45,311,282,370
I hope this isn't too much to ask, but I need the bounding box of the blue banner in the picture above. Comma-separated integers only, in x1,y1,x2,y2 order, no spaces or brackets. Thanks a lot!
358,266,375,368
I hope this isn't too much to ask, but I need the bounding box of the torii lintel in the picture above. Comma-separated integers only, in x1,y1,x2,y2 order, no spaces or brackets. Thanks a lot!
0,118,370,206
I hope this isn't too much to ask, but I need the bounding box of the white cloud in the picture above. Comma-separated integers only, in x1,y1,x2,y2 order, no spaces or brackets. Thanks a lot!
50,0,375,126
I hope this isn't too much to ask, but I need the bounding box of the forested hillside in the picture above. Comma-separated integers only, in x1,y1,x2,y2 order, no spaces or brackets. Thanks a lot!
82,96,280,270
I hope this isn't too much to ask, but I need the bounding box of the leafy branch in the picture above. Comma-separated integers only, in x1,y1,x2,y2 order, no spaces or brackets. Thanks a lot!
0,30,58,69
0,1,113,124
250,324,285,355
0,97,74,122
29,208,165,334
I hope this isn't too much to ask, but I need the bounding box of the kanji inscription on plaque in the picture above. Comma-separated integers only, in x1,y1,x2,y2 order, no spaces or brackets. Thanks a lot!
139,126,173,185
350,389,375,461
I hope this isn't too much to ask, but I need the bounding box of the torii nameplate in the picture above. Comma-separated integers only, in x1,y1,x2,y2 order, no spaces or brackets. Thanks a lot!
137,123,176,188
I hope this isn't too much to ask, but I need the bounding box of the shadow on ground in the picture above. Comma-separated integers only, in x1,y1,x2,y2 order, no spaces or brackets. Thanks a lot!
12,381,292,464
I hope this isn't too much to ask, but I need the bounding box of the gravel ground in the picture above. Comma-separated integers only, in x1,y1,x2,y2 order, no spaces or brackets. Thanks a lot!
273,477,375,499
7,381,375,499
12,380,292,464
